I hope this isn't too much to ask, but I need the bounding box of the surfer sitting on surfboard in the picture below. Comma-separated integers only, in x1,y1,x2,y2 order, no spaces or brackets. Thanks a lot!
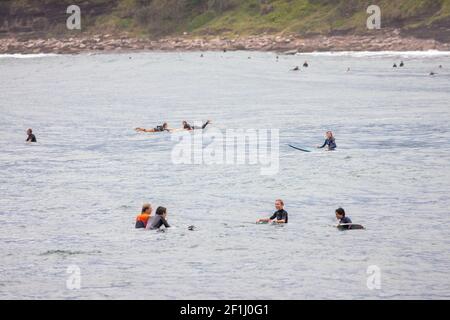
256,199,288,224
335,208,365,230
135,203,152,228
317,131,337,151
146,206,171,230
135,122,171,133
26,128,37,143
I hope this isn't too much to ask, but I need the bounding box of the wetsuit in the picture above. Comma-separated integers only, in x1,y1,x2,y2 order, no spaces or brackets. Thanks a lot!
339,216,352,224
319,138,336,150
184,120,210,131
338,216,353,229
146,215,171,230
135,214,150,229
270,209,288,223
27,134,37,142
154,125,168,132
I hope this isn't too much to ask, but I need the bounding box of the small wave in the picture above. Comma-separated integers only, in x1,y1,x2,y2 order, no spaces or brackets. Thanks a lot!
298,50,450,58
40,249,101,256
0,53,59,59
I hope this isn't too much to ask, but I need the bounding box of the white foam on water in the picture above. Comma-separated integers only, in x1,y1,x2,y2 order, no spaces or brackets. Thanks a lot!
297,50,450,58
0,53,60,59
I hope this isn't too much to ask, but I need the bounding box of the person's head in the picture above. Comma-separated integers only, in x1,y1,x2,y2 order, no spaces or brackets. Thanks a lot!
182,121,187,126
326,131,334,139
155,206,167,217
27,128,32,135
335,208,345,220
141,203,152,215
275,199,284,210
162,123,168,129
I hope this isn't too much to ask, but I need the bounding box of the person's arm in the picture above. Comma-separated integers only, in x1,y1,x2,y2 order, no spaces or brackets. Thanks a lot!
161,217,171,228
317,139,327,148
257,212,276,223
201,120,211,129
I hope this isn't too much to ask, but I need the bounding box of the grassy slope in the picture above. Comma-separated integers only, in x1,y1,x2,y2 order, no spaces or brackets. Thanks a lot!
1,0,450,39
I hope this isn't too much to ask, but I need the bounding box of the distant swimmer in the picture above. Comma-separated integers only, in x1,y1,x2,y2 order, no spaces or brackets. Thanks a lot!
182,120,211,131
399,61,404,67
317,131,337,151
303,61,309,68
26,128,37,143
430,71,436,76
346,67,351,72
439,65,443,69
393,63,398,68
256,199,288,224
146,206,171,230
135,203,152,229
200,54,204,58
292,66,300,71
135,122,171,133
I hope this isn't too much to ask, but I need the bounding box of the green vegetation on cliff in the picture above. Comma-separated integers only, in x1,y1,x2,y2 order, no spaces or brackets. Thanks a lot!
1,0,449,41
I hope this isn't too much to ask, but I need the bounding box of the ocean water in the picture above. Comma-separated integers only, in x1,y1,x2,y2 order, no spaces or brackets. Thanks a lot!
0,51,449,299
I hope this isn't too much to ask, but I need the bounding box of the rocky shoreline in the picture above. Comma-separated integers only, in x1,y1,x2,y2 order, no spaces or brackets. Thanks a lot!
1,31,450,54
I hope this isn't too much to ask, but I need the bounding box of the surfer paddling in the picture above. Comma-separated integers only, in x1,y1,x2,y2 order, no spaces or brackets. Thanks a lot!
135,122,171,133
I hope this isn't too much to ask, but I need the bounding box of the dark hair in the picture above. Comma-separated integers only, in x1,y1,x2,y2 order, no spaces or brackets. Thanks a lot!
155,206,167,215
335,208,345,217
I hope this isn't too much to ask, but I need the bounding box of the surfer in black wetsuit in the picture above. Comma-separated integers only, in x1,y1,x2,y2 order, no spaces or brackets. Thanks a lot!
146,206,171,230
181,120,211,131
303,61,309,68
26,128,37,142
256,199,288,224
135,122,170,133
317,131,337,151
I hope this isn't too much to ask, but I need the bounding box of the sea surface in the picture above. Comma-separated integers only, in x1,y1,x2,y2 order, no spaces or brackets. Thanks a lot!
0,51,449,299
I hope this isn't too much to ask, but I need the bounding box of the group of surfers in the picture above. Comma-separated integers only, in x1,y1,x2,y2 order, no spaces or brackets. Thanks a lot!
135,120,211,133
135,198,354,230
27,121,337,152
135,120,337,151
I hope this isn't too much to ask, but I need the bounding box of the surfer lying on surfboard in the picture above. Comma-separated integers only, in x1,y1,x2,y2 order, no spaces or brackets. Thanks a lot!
182,120,211,131
256,199,288,224
317,131,337,151
135,122,171,133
